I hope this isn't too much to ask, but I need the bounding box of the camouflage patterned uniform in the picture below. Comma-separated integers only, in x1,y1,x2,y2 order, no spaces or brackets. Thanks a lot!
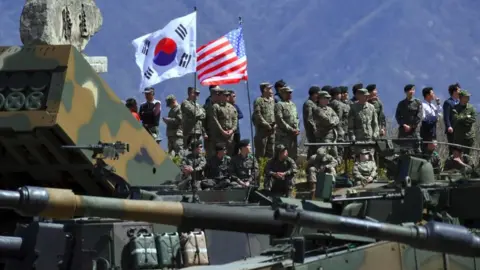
164,95,183,156
444,153,474,175
275,87,300,161
348,90,379,144
352,150,377,186
229,154,259,187
253,95,275,159
303,97,318,158
306,148,338,189
264,144,298,197
369,99,386,136
178,152,206,190
210,99,238,156
314,91,340,159
205,154,231,189
181,99,206,147
452,90,476,154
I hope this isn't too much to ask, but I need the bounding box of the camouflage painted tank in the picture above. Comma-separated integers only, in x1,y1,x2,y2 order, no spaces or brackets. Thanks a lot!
0,45,180,196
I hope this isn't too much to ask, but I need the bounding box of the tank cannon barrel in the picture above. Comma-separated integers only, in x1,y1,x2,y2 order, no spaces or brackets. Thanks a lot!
0,186,290,237
0,236,23,258
274,209,480,257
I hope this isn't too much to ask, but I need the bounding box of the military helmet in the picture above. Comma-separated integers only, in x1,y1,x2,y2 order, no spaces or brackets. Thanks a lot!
276,144,287,152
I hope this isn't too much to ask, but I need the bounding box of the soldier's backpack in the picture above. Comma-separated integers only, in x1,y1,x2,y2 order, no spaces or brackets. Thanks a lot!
155,232,182,268
181,231,209,266
129,233,159,269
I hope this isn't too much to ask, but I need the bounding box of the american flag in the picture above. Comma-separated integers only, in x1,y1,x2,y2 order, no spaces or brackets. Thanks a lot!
196,27,248,85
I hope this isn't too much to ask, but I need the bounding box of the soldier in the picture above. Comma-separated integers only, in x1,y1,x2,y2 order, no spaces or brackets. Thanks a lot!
366,84,386,137
204,143,231,189
303,85,320,158
418,141,441,174
340,86,350,105
210,88,238,156
229,139,259,188
395,84,422,142
125,98,140,121
443,83,461,154
178,141,206,191
314,91,340,159
162,95,183,156
264,144,298,198
329,87,350,154
420,87,442,144
204,85,219,109
253,82,276,159
348,88,379,152
453,90,476,154
275,86,300,161
204,86,222,157
352,148,378,186
273,79,287,103
444,146,474,175
181,87,206,147
306,147,338,193
139,87,161,141
227,90,243,155
350,83,364,104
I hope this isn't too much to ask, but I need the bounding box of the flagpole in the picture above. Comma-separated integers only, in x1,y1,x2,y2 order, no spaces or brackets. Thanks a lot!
239,16,257,186
192,6,198,199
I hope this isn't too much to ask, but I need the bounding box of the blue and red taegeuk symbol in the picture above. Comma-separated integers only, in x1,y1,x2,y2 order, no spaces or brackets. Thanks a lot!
153,38,177,66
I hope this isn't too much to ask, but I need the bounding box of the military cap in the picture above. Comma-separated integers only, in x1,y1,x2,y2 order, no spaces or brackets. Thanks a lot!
340,86,348,93
316,147,326,155
166,94,176,101
224,89,232,95
352,83,363,94
215,143,227,152
366,84,376,92
308,86,321,95
190,140,202,149
209,85,219,90
280,86,294,93
318,91,331,99
330,87,340,95
210,85,222,92
404,84,415,92
238,139,251,148
459,90,471,97
321,85,332,93
188,86,200,93
143,87,154,93
451,145,463,152
356,88,370,96
260,82,273,90
274,79,287,89
276,144,287,152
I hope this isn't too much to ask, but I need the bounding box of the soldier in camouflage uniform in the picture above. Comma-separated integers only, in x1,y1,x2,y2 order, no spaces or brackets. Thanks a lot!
314,91,340,159
444,146,474,175
352,148,378,186
229,139,259,188
452,90,476,154
162,95,183,156
340,86,350,105
264,144,298,198
366,84,386,137
178,141,206,191
395,84,422,144
329,87,350,156
275,86,300,161
204,143,231,189
417,141,441,174
349,83,364,104
303,86,320,158
204,85,222,157
253,82,276,159
306,147,338,193
348,88,379,153
209,88,238,156
181,87,206,147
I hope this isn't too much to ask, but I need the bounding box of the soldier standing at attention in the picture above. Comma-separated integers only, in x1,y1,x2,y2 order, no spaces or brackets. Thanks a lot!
210,89,238,156
303,85,320,158
264,144,298,198
348,88,379,148
253,82,276,159
204,86,222,157
443,83,461,154
420,87,442,143
273,79,287,103
227,90,243,155
162,95,183,156
314,91,340,160
229,139,259,187
340,86,350,105
204,143,231,189
453,90,476,154
139,87,161,141
395,84,422,152
125,98,141,122
349,83,364,104
275,86,300,161
352,148,378,186
181,87,206,147
366,84,386,137
179,141,206,191
329,87,349,148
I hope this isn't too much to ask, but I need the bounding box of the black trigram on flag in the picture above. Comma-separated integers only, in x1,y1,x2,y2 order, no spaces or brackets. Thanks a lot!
175,24,187,40
142,40,150,55
179,53,192,68
144,67,154,80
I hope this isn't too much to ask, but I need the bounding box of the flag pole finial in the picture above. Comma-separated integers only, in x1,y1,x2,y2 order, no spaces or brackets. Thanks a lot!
194,6,197,11
238,16,243,25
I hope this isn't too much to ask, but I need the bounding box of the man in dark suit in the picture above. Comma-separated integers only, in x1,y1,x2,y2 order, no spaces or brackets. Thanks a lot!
443,83,461,154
